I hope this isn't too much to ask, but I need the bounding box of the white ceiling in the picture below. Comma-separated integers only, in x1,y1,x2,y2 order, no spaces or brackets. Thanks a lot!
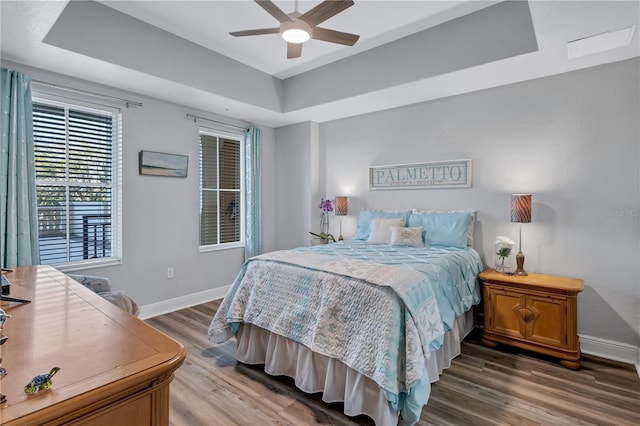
1,1,639,128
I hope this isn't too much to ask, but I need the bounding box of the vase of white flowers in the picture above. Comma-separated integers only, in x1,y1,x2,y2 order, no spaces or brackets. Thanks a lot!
494,235,515,273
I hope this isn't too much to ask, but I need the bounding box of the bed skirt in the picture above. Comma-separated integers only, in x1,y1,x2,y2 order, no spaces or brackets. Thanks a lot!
235,308,475,425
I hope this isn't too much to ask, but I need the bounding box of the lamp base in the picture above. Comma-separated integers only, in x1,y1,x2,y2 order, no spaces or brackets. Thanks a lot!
513,251,528,276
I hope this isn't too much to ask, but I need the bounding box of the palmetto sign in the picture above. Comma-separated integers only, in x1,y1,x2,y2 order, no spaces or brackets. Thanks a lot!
369,159,472,190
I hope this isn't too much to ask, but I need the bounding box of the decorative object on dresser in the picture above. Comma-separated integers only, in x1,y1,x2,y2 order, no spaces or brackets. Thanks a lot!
479,268,583,369
24,367,61,394
511,194,532,276
1,272,10,295
0,307,7,404
0,308,9,328
334,196,348,241
1,268,32,304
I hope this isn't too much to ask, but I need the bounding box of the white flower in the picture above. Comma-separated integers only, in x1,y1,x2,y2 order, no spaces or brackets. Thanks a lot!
494,236,515,249
495,235,515,260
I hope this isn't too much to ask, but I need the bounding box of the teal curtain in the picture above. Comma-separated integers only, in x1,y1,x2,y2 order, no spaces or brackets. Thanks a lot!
244,127,262,259
0,68,39,268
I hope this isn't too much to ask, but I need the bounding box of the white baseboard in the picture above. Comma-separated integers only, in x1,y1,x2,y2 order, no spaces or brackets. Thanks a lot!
579,334,640,376
138,285,230,320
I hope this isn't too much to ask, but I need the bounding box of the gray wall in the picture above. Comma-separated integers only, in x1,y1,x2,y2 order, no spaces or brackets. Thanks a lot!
7,62,277,308
274,121,322,249
276,58,640,347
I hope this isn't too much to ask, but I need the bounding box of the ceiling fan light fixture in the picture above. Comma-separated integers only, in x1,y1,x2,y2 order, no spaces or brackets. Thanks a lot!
230,0,359,58
281,18,312,44
282,28,310,43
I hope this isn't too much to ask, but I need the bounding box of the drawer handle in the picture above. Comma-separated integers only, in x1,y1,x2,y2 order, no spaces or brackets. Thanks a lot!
516,307,540,323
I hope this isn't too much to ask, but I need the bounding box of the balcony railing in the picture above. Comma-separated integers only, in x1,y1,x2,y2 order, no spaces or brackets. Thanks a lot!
82,214,111,259
37,204,111,264
38,206,65,237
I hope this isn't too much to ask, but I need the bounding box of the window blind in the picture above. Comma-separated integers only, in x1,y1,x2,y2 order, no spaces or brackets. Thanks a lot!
33,101,114,265
199,133,242,247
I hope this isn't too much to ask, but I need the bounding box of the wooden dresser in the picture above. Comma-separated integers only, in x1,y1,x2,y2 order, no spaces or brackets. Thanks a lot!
479,269,583,369
0,266,186,425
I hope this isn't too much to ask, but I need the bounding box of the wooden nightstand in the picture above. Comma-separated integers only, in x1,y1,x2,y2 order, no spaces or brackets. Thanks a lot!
479,269,583,369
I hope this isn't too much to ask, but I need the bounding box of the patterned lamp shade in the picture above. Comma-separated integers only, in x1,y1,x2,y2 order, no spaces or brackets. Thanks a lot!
335,196,348,216
511,194,532,223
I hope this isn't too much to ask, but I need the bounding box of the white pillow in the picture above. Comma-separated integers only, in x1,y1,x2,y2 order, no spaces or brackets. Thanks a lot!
412,209,476,246
367,218,406,244
354,208,410,240
390,226,424,248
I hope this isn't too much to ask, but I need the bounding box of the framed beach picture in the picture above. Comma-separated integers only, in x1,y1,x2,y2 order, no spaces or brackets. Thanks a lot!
139,150,188,177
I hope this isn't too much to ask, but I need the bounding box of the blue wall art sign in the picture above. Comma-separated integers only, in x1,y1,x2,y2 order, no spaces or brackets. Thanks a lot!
369,159,472,190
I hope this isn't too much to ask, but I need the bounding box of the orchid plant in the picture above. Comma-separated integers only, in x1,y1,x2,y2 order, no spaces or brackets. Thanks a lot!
309,198,336,243
318,198,334,213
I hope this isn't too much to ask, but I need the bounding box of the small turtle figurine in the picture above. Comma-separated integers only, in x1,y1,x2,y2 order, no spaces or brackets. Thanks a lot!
24,367,60,394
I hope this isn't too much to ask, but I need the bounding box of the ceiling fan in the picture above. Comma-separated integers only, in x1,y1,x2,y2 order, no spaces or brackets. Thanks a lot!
230,0,360,59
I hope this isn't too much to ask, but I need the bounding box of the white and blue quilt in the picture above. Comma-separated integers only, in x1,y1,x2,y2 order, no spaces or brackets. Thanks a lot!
208,241,483,424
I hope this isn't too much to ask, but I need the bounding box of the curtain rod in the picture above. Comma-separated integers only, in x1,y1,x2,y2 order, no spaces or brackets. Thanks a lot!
32,80,143,108
185,113,248,131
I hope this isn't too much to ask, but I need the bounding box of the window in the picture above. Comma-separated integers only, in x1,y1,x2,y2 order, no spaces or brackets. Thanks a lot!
33,97,121,268
199,130,243,249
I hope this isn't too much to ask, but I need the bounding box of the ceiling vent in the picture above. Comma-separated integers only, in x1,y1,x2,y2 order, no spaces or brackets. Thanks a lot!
567,25,636,59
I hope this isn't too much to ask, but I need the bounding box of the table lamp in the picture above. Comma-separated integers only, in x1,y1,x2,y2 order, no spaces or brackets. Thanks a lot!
511,194,531,276
334,196,348,241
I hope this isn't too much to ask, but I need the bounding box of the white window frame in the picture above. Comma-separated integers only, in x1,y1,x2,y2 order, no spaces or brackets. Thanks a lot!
198,127,245,252
32,90,123,271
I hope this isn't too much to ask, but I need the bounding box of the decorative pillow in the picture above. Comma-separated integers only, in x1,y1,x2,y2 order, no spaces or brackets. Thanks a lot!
412,209,477,246
408,211,471,248
354,208,410,240
367,218,406,244
390,226,424,247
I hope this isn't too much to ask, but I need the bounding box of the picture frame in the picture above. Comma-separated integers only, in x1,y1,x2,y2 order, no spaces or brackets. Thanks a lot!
369,159,472,190
139,150,188,177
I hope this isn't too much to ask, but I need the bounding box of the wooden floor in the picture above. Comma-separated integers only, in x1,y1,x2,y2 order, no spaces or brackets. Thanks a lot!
146,301,640,426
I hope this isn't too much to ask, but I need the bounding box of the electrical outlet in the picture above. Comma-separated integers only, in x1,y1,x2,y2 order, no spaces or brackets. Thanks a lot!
167,267,174,279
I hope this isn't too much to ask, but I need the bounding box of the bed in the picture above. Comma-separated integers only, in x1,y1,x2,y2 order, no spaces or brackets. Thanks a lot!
209,209,483,425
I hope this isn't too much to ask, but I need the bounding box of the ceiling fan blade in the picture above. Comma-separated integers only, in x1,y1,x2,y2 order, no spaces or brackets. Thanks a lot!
299,0,354,27
312,27,359,46
255,0,293,23
230,28,281,37
287,42,302,59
